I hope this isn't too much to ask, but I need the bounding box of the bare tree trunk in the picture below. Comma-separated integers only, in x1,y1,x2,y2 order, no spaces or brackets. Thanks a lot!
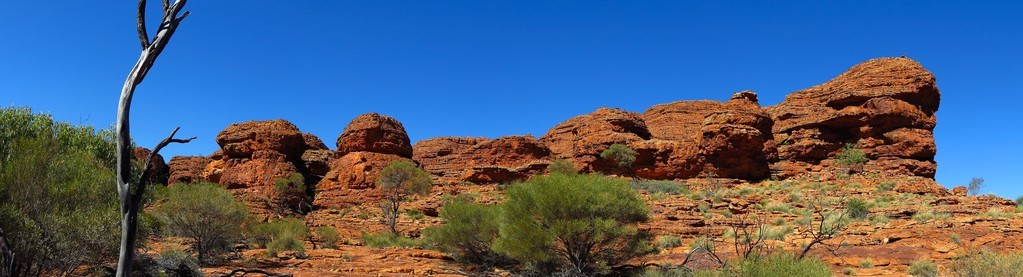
115,1,194,276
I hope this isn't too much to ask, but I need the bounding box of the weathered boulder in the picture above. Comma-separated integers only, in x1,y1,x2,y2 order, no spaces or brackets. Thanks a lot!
167,156,211,185
300,149,335,178
413,136,551,184
697,93,775,179
767,57,940,178
313,152,410,209
540,108,650,172
336,113,413,158
636,91,775,180
217,150,300,189
215,119,307,159
303,132,329,150
134,147,170,186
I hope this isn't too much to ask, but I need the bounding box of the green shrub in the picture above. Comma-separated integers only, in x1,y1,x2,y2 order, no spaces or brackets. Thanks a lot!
157,182,250,263
859,258,874,268
724,252,832,277
846,198,870,220
362,231,419,248
493,173,653,275
378,161,432,234
249,218,309,257
548,159,578,175
315,226,341,249
422,199,506,266
600,143,637,169
273,172,310,214
949,250,1023,277
0,108,124,276
765,202,792,214
877,181,896,192
907,259,938,277
655,235,683,249
980,207,1014,219
632,180,689,195
836,143,867,168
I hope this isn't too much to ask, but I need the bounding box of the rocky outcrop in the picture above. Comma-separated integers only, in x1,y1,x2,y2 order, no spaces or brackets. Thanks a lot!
167,156,211,185
632,91,775,180
413,136,551,184
767,57,940,178
540,108,651,172
336,113,413,158
315,113,415,209
134,147,170,185
215,119,307,159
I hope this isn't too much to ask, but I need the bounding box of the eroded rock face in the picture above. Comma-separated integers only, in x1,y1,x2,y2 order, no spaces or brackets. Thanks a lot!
134,147,170,186
217,150,300,189
413,136,551,184
767,57,940,178
167,156,211,185
336,113,413,158
540,108,651,172
313,152,410,209
216,119,307,159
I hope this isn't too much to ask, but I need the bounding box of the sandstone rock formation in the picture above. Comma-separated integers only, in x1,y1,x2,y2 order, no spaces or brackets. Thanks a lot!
215,119,307,159
134,147,170,185
167,156,211,185
413,135,551,184
314,113,415,209
336,113,413,158
540,108,651,173
767,57,940,179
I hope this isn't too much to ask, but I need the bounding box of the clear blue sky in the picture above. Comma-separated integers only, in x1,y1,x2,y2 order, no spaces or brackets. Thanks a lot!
1,1,1020,196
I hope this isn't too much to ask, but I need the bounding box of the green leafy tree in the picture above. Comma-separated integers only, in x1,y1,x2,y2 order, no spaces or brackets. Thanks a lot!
600,143,638,169
156,182,249,264
273,173,310,215
423,199,506,267
493,174,653,275
377,161,432,234
547,159,579,175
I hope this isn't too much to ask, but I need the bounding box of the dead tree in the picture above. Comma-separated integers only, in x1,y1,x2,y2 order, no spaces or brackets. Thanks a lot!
730,212,769,260
797,197,849,259
115,0,194,276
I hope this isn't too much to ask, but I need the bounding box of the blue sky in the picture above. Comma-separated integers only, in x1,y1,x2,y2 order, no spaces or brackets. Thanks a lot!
1,1,1020,196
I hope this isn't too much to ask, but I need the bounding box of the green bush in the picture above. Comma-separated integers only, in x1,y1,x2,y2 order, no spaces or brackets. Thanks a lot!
836,143,867,168
654,235,683,249
422,199,506,266
877,181,896,192
632,180,689,195
967,177,985,196
0,109,121,275
315,226,341,249
273,172,310,214
912,211,951,223
846,198,870,220
362,231,419,248
600,143,637,169
492,173,653,275
724,252,832,277
547,159,578,175
157,182,250,263
907,259,938,277
249,218,309,257
377,161,432,234
948,250,1023,277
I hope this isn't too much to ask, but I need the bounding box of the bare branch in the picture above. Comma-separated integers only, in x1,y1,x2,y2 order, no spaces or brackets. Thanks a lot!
137,0,150,49
133,127,195,206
